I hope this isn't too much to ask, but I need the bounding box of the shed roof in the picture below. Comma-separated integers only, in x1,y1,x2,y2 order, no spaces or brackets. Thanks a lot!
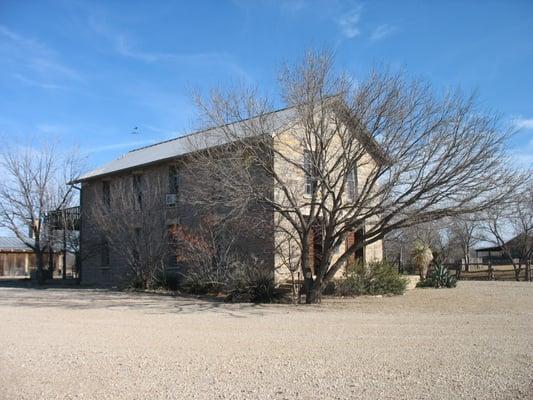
0,237,34,252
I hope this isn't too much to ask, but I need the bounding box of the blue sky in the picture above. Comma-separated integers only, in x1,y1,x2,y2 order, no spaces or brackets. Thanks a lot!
1,0,532,171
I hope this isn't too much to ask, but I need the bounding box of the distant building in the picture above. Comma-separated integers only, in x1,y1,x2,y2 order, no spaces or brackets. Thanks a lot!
0,236,75,277
475,234,533,264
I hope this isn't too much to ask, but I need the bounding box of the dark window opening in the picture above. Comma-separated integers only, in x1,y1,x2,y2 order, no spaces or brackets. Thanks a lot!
168,165,180,194
347,166,358,201
133,174,143,210
133,227,141,261
102,181,111,207
304,150,316,196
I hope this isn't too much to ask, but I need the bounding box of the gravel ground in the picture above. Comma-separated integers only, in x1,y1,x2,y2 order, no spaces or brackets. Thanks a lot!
0,281,531,400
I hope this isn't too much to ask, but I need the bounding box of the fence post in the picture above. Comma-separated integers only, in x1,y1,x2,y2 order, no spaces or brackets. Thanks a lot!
488,261,494,281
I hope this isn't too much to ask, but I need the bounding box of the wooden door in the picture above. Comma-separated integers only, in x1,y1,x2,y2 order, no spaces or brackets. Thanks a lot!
346,228,364,268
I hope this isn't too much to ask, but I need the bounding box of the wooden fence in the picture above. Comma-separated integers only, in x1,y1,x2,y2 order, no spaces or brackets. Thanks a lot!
398,262,532,282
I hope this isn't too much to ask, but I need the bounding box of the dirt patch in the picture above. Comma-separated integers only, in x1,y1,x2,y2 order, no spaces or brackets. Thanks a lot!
0,281,531,399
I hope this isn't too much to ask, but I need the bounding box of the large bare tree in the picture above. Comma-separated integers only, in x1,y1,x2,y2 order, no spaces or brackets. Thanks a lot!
185,50,527,303
0,140,82,282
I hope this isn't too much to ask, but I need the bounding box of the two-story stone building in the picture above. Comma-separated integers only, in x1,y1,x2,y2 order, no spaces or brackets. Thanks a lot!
74,105,383,286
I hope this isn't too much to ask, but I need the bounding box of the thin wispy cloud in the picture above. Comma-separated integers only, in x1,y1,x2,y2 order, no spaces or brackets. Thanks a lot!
36,123,72,135
337,6,363,39
512,116,533,130
13,73,68,90
0,25,83,88
370,24,398,41
87,15,252,83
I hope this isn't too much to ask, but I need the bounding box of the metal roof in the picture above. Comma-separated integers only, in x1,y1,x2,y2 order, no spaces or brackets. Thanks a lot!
75,107,297,183
75,101,386,183
0,237,34,252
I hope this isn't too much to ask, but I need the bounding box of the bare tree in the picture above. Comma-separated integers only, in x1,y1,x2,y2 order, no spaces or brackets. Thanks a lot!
185,50,527,303
0,140,82,283
446,214,482,273
482,185,533,281
385,220,449,272
88,173,170,288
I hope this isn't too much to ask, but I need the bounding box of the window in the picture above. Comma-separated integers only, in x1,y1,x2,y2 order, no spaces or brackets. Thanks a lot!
101,238,110,267
167,224,179,270
133,228,141,262
304,150,316,196
347,166,358,200
133,174,143,210
102,181,111,207
168,165,180,194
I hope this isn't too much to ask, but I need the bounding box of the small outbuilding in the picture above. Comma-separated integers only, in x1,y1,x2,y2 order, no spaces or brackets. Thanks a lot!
0,236,75,277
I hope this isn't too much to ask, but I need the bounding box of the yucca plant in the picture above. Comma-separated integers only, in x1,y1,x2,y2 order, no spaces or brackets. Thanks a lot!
412,241,433,279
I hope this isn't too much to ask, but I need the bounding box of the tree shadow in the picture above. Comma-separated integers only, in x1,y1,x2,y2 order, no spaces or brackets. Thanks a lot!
0,282,286,318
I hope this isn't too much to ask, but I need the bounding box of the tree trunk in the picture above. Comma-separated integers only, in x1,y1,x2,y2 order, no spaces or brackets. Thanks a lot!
305,280,322,304
36,249,45,285
513,264,521,282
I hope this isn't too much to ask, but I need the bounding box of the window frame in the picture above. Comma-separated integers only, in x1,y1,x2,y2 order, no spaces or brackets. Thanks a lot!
347,166,358,201
168,165,180,195
303,150,316,196
132,173,143,210
102,180,111,208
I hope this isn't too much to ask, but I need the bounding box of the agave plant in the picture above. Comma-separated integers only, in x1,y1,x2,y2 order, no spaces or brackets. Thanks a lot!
431,264,457,288
412,242,433,279
417,263,457,288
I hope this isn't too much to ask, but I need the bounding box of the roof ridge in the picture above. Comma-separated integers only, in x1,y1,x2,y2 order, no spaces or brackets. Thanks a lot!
128,103,296,154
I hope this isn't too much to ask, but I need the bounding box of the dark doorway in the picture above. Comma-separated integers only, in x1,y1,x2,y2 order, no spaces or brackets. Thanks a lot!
345,228,364,268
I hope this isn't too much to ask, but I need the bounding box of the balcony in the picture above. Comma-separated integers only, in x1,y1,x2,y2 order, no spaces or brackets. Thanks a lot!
46,206,81,230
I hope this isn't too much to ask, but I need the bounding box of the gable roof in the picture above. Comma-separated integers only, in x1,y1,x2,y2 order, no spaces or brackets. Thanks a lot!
74,106,297,183
74,101,386,183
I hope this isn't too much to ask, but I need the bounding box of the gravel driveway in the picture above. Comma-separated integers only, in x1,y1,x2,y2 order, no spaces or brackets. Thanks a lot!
0,281,531,400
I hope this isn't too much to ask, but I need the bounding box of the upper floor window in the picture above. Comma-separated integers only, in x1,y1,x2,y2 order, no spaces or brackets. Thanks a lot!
133,173,143,210
168,165,180,194
304,150,316,196
347,166,358,201
102,180,111,208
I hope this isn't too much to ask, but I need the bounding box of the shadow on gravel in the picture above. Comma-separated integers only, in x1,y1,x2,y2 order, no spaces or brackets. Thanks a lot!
0,282,278,318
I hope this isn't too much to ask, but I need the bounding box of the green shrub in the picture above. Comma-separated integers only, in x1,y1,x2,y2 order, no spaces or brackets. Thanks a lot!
332,261,407,296
416,264,457,289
